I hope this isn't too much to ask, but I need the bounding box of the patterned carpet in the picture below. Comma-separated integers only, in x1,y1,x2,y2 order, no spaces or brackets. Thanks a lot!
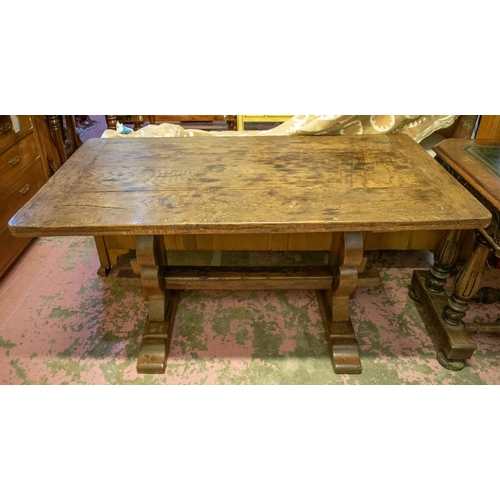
1,235,500,384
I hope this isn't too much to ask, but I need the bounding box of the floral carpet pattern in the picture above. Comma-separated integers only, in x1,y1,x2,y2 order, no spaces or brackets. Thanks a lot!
1,236,500,384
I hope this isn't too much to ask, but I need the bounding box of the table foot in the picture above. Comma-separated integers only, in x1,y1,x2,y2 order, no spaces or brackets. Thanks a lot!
436,349,465,371
96,265,110,277
408,284,421,303
411,270,476,369
317,290,362,374
137,290,179,374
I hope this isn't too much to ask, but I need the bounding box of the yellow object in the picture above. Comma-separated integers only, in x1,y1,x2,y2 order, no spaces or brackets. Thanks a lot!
236,115,294,131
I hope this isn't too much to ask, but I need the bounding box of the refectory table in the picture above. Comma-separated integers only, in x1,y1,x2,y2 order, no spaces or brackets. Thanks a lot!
8,135,491,375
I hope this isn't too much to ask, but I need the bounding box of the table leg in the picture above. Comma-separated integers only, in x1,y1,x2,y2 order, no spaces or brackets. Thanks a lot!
317,232,363,374
136,235,179,374
442,238,490,326
425,230,462,293
411,231,490,370
93,236,111,276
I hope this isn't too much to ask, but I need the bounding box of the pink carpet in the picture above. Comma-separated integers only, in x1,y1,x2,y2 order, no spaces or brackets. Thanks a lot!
1,234,500,384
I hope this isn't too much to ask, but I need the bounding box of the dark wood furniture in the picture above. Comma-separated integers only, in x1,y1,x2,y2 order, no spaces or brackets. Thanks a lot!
9,135,490,375
46,115,82,171
0,115,55,276
411,138,500,370
105,115,237,131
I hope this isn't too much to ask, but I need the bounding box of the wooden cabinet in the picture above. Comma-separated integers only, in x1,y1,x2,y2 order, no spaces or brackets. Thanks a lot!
0,115,53,276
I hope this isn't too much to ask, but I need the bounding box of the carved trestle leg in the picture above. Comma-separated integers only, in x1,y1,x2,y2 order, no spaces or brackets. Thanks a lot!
136,235,179,374
317,232,363,374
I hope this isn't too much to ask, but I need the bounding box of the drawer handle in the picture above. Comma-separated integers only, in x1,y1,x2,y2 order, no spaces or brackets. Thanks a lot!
19,184,30,196
0,122,12,134
9,155,21,166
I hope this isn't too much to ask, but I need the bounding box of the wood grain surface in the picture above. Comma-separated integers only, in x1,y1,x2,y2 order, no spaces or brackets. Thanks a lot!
9,135,491,237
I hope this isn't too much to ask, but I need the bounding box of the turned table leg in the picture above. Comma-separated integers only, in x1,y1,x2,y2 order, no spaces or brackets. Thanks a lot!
136,235,179,374
436,236,490,369
411,230,490,370
317,232,363,374
425,229,462,293
442,236,490,326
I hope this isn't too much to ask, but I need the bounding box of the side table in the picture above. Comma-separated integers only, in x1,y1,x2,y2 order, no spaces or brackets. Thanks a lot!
411,139,500,370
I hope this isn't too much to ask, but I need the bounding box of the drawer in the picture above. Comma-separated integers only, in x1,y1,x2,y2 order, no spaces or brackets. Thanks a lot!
0,224,30,277
0,115,33,152
0,158,47,229
0,133,40,190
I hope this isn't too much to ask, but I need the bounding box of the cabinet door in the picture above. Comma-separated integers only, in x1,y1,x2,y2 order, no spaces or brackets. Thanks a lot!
476,116,500,140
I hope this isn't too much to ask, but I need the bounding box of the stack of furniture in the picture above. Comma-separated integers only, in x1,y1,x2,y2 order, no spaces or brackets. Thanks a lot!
105,115,295,132
105,115,237,131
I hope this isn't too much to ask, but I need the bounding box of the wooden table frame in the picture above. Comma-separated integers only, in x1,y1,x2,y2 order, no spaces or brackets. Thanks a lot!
135,231,364,374
9,135,491,376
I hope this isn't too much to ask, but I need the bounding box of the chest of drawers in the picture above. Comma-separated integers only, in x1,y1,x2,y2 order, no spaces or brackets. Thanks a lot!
0,115,51,276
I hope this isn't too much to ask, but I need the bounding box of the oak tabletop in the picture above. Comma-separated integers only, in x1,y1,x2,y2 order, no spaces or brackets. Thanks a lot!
433,138,500,209
9,134,491,237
